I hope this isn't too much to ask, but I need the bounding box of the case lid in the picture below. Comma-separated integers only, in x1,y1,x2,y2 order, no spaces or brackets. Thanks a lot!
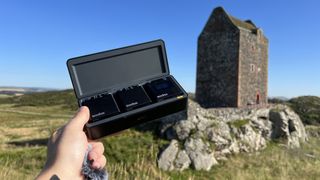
67,39,169,99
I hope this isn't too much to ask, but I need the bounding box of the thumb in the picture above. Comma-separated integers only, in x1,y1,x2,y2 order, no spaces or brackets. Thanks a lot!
67,106,90,131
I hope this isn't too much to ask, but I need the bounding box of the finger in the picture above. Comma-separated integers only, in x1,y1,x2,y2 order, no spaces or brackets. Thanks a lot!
91,142,104,154
88,142,104,160
67,106,90,131
92,155,107,169
88,151,98,161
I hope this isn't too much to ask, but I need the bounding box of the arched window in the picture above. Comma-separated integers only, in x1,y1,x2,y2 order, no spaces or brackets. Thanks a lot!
250,64,255,72
256,93,260,104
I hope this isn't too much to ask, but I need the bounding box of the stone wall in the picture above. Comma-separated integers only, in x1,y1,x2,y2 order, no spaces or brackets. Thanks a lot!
238,29,268,106
195,7,268,108
196,8,240,107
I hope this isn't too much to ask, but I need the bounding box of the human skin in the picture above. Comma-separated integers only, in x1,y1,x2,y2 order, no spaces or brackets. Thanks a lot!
36,106,106,179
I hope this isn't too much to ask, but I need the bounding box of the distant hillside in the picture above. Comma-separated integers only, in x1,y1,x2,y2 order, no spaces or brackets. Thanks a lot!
0,89,78,111
0,86,56,95
288,96,320,126
268,96,289,104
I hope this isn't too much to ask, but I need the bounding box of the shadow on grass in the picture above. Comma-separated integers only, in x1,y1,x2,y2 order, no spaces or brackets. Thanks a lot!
7,138,48,147
133,110,187,140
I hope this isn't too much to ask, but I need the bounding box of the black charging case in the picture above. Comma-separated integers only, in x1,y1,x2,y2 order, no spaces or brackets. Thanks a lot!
67,40,188,139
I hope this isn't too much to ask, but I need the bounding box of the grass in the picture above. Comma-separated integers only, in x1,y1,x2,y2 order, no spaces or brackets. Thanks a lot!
0,93,320,179
0,89,78,111
0,147,46,178
0,94,12,98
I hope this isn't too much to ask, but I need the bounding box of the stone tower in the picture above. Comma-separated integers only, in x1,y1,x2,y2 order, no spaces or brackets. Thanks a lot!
196,7,268,108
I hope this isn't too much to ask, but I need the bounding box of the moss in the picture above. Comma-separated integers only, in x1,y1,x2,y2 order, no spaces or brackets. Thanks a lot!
230,131,236,139
270,107,282,113
204,115,216,120
208,141,216,150
210,121,219,128
189,128,197,138
251,126,260,133
228,119,250,129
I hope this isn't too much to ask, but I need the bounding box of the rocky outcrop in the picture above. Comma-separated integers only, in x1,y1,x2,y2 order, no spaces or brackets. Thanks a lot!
157,100,308,171
157,140,180,171
269,107,307,148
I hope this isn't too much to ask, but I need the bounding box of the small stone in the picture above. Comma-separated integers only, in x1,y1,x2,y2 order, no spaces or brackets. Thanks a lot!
175,120,196,140
174,150,191,171
158,140,179,171
185,138,218,171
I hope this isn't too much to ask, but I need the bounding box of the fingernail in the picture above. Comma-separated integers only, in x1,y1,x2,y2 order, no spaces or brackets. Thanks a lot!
92,161,100,169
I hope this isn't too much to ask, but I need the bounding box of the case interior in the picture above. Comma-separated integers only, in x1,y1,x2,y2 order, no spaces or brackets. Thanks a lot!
67,40,169,99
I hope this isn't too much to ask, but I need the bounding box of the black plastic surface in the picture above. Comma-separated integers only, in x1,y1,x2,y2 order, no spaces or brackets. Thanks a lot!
80,94,120,122
86,94,187,139
67,39,188,139
67,40,168,99
115,86,152,111
144,77,182,102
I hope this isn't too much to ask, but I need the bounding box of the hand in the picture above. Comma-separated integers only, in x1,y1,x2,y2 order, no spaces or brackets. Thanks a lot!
36,106,107,180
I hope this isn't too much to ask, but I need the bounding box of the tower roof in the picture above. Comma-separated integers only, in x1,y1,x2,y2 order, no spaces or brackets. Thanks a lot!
228,15,257,31
215,7,257,31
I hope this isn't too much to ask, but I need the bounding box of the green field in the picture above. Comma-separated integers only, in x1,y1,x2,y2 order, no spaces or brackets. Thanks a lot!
0,92,320,179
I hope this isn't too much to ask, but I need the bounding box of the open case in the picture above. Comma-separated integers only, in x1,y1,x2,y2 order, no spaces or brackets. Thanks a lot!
67,40,188,139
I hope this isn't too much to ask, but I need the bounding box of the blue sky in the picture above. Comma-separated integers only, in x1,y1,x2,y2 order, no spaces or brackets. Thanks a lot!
0,1,319,97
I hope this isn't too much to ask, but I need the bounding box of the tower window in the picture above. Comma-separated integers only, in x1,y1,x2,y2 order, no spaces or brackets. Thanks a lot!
256,93,260,104
250,64,255,72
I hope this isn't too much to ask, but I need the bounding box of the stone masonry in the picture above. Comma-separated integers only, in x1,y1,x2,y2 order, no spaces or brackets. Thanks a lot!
196,7,268,107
